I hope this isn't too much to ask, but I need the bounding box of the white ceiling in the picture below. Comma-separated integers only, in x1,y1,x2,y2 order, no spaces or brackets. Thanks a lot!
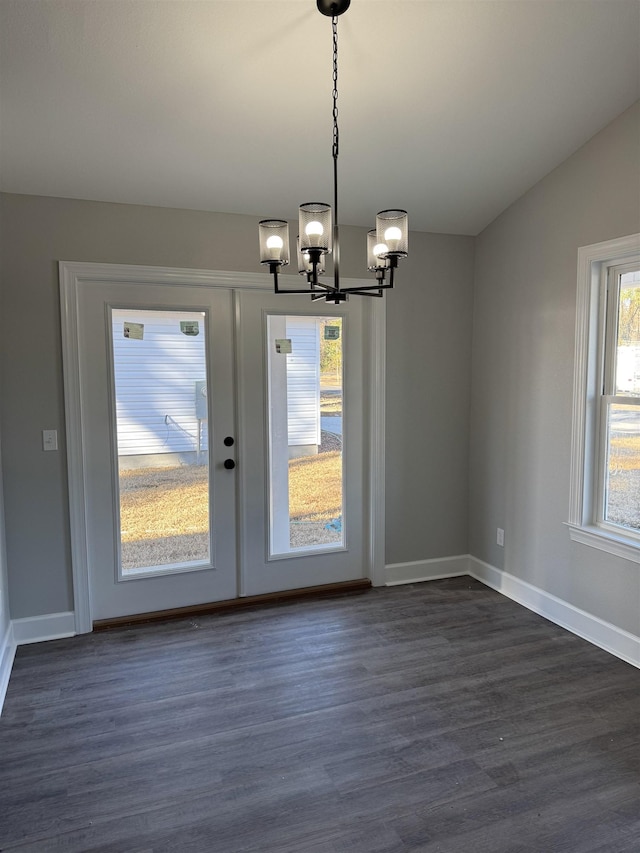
1,0,638,235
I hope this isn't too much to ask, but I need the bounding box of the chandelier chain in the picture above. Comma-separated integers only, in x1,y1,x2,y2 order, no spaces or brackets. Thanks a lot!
331,13,340,291
332,15,339,160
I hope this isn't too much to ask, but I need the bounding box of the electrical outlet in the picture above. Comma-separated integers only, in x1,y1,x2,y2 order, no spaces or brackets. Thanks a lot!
42,429,58,452
497,527,505,547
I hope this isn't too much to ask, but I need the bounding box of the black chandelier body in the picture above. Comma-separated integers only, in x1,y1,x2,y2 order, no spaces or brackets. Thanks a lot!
258,0,408,304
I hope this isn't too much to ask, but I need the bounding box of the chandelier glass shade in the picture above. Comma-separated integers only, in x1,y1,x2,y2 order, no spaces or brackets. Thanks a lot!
258,0,408,303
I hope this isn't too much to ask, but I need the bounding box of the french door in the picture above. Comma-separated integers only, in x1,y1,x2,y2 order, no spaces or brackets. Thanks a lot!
63,265,376,626
237,290,364,597
77,283,237,620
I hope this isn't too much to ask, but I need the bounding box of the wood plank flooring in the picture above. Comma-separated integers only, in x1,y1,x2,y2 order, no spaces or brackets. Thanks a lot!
0,577,638,852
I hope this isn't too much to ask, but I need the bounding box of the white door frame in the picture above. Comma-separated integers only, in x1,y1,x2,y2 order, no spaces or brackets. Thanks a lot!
59,261,386,634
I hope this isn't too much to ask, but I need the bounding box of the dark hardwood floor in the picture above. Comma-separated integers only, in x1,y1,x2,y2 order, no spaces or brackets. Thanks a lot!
0,577,638,852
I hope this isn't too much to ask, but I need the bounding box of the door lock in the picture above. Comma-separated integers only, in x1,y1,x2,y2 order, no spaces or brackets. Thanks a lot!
223,436,235,447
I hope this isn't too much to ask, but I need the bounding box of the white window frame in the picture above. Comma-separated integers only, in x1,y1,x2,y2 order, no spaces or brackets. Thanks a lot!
568,233,640,563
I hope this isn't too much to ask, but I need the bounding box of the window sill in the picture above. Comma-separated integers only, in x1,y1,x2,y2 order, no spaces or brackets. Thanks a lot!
565,523,640,565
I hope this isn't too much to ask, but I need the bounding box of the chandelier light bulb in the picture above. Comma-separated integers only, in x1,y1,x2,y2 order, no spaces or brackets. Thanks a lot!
384,226,402,245
373,243,388,257
266,234,284,260
305,220,324,237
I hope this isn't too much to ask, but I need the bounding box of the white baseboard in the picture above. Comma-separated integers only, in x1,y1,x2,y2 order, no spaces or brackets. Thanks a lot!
468,556,640,670
1,612,76,717
385,555,469,586
11,611,76,646
0,621,17,716
385,554,639,669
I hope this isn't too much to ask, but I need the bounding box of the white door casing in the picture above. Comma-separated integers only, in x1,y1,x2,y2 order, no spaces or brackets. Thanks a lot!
60,262,386,632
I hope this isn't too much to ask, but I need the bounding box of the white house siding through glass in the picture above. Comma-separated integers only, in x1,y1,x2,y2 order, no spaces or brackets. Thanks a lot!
111,310,322,464
112,309,209,462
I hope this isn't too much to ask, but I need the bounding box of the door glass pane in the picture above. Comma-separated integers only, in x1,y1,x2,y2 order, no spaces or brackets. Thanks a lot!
267,315,344,555
112,309,210,576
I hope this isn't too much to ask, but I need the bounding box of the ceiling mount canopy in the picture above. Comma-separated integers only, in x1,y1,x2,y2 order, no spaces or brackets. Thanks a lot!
258,0,408,304
316,0,351,17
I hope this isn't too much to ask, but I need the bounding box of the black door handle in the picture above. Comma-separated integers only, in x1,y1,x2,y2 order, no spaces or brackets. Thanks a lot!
223,459,236,470
224,436,235,447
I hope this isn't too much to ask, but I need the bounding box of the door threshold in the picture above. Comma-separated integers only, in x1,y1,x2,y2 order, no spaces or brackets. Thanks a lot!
93,578,372,631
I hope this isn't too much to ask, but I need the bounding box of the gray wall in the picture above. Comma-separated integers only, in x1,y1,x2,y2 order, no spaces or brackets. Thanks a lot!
0,425,10,646
0,193,474,618
470,101,640,635
0,222,10,646
385,234,474,563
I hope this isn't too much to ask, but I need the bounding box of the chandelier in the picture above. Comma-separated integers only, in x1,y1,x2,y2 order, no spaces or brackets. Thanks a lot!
258,0,408,304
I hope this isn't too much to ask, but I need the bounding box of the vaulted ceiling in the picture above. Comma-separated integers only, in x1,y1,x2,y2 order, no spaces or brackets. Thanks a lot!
1,0,638,235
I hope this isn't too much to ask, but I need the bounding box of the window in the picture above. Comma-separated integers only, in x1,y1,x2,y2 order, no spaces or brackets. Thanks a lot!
598,266,640,535
569,234,640,562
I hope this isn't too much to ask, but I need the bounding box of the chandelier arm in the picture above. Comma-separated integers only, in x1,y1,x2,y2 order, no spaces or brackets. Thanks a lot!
271,264,330,295
271,263,280,291
276,283,335,295
388,256,397,289
309,279,335,291
338,283,394,293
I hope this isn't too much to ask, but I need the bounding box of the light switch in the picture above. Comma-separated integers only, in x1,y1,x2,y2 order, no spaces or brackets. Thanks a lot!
42,429,58,452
